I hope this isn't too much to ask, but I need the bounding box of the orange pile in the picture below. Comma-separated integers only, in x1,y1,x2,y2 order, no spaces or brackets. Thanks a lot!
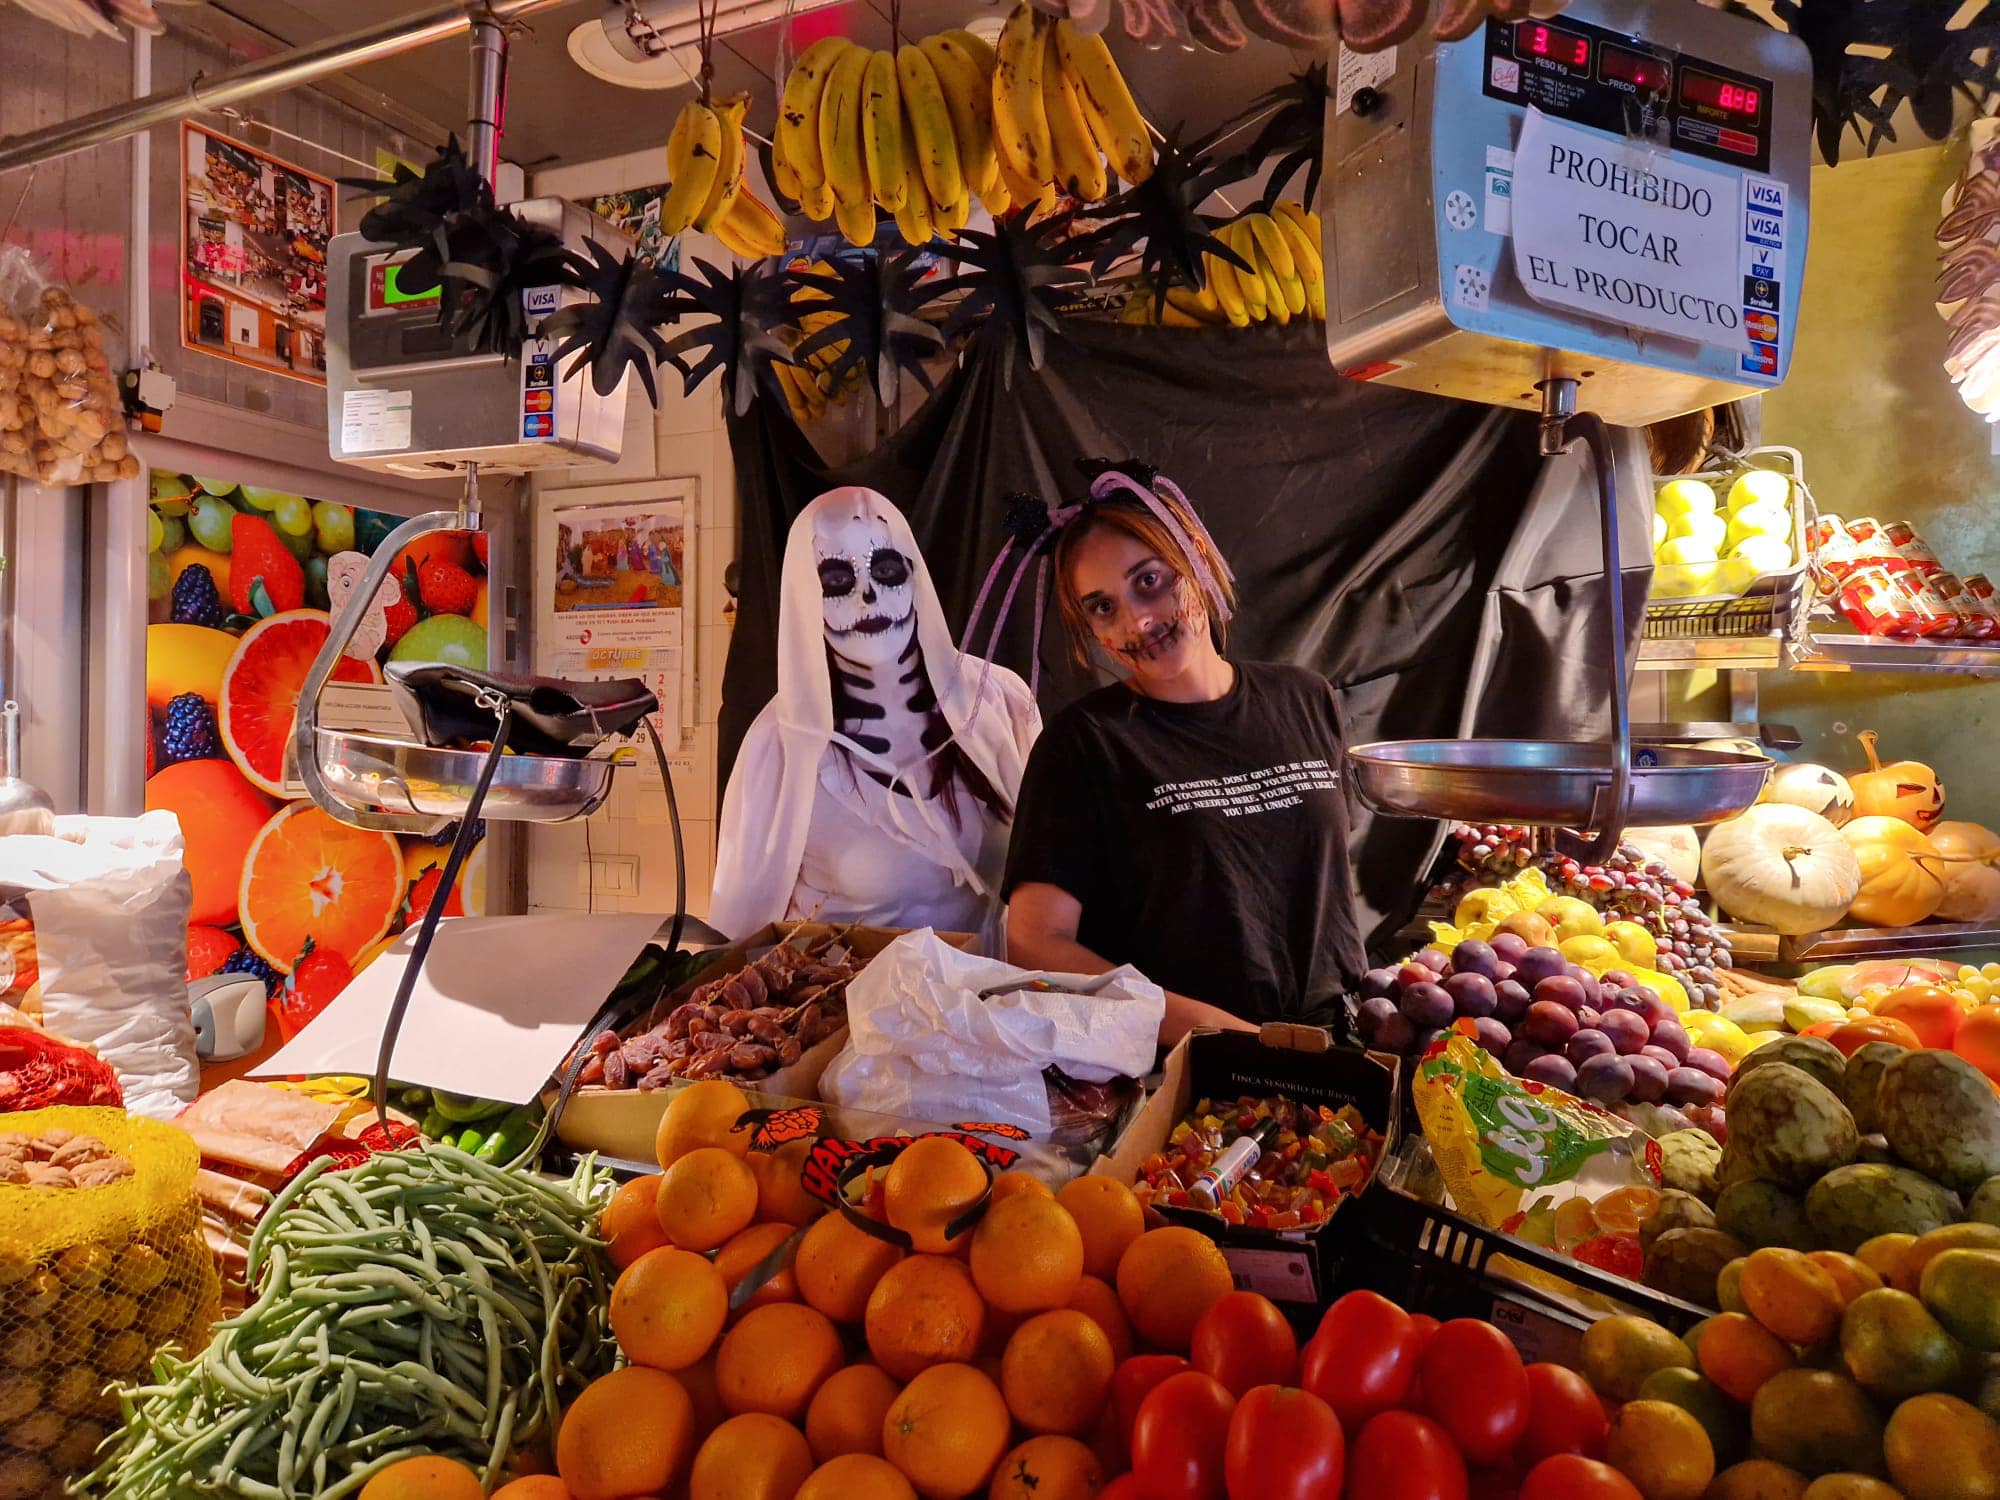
556,1100,1228,1500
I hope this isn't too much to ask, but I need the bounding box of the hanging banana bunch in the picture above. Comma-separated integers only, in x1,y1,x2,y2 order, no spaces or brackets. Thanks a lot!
1135,199,1324,328
660,90,791,259
993,7,1155,208
779,260,865,421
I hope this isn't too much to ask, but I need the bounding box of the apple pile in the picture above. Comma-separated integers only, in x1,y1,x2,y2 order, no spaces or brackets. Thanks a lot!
1651,467,1795,601
1355,934,1731,1116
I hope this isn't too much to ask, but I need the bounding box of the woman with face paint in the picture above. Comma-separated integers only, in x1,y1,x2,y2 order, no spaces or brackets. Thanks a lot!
711,487,1041,953
1002,466,1367,1044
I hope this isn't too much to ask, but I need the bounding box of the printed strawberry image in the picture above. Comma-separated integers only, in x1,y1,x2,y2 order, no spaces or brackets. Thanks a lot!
185,924,242,982
417,559,478,616
281,938,354,1037
230,512,305,617
382,595,418,644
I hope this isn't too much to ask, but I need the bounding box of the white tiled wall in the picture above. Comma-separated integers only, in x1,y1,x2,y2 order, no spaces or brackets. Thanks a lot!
522,250,738,922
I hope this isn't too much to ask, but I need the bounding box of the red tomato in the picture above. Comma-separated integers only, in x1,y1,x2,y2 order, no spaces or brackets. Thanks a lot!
1111,1354,1191,1453
1518,1455,1643,1500
1348,1410,1469,1500
1131,1371,1236,1500
1223,1385,1343,1500
1300,1290,1420,1430
1419,1319,1531,1465
1517,1363,1608,1465
1099,1478,1144,1500
1410,1313,1442,1347
1192,1292,1299,1397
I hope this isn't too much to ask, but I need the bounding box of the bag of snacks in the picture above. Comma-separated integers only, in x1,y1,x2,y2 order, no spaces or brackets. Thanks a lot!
0,248,135,489
0,1105,219,1499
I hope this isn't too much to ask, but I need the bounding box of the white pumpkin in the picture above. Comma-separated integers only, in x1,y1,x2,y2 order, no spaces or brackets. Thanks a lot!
1700,804,1861,935
1759,762,1856,827
1929,820,2000,922
1624,825,1701,885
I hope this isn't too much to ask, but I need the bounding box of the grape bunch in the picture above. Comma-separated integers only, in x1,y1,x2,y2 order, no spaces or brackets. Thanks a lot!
1448,824,1732,1011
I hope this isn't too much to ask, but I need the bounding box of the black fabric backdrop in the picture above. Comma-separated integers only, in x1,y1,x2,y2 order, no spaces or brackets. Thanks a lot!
718,321,1651,955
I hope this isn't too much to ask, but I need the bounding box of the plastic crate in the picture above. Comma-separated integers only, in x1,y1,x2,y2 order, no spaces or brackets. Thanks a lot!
1646,446,1812,642
1641,569,1805,641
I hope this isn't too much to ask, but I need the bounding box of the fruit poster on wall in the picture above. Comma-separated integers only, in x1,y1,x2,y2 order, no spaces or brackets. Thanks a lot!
143,471,491,1037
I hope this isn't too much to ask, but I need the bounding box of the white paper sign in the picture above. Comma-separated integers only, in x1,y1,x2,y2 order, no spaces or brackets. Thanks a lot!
1335,42,1396,114
1508,108,1750,352
340,388,413,453
251,912,666,1104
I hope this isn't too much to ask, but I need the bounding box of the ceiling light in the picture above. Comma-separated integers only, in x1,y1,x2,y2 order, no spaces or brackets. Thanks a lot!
567,11,702,90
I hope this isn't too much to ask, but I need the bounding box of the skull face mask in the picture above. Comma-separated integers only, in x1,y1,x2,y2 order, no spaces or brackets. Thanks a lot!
816,508,916,668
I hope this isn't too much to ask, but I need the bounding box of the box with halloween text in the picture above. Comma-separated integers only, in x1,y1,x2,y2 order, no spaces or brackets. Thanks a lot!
1094,1026,1399,1306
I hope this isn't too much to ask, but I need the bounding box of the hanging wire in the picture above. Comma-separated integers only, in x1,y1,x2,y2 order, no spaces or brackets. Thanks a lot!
696,0,718,106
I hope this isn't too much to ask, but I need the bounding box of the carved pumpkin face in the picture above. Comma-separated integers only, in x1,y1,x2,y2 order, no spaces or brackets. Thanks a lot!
1849,731,1944,832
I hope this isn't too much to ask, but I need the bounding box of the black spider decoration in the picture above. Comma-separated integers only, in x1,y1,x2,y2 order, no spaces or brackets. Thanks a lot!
999,490,1055,552
929,215,1092,384
659,256,795,415
541,239,678,406
338,135,489,281
1874,0,2000,149
1072,129,1252,306
787,249,947,404
1232,64,1330,211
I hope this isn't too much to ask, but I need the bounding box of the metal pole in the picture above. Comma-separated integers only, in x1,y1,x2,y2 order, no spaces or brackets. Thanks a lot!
0,0,574,178
466,8,509,188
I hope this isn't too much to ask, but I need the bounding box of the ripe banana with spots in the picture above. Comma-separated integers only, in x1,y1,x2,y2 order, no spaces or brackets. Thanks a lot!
992,3,1052,188
1183,205,1325,326
775,37,851,194
713,190,788,259
1053,21,1153,186
818,44,873,212
920,31,998,202
660,99,723,236
693,93,749,233
861,49,907,212
896,44,965,212
1042,30,1107,203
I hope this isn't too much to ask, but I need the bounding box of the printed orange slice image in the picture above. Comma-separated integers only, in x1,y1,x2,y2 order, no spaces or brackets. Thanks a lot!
240,803,403,973
220,610,380,797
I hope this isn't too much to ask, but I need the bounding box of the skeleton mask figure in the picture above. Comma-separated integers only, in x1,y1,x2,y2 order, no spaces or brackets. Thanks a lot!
815,508,916,670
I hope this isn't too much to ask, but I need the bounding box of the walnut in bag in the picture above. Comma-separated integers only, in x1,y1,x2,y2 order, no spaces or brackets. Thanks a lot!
0,251,136,489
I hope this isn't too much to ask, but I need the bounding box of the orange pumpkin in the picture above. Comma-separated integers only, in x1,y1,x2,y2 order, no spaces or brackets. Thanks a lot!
1843,815,1947,927
1849,730,1944,831
1828,1016,1922,1056
1954,1005,2000,1081
1929,821,2000,921
1870,985,1962,1050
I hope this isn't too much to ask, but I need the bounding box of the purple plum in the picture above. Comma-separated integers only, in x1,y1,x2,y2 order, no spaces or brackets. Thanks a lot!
1603,989,1646,1014
1401,982,1456,1030
1523,1054,1579,1091
1600,969,1638,992
1374,1009,1416,1052
1575,1053,1636,1104
1665,1067,1726,1108
1574,971,1603,1009
1398,962,1440,990
1598,1010,1650,1056
1417,948,1453,975
1577,1007,1603,1031
1503,1038,1553,1076
1493,961,1517,984
1513,947,1568,988
1641,1044,1682,1072
1684,1047,1731,1083
1648,1018,1692,1064
1356,996,1400,1043
1626,1054,1670,1104
1490,932,1530,964
1533,975,1588,1013
1471,1017,1512,1056
1493,980,1533,1024
1360,967,1401,1000
1566,1028,1616,1066
1451,940,1500,980
1444,972,1498,1019
1521,1001,1582,1047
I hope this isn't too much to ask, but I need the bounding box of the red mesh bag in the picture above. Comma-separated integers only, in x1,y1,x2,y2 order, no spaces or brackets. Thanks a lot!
0,1026,122,1111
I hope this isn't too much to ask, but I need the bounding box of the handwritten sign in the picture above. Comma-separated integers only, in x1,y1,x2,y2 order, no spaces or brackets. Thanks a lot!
1509,107,1750,352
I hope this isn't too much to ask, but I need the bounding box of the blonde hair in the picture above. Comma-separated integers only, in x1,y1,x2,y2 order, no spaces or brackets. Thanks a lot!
1053,486,1236,668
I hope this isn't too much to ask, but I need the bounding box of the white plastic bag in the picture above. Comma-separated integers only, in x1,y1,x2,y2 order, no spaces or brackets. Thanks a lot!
0,813,199,1116
818,928,1165,1137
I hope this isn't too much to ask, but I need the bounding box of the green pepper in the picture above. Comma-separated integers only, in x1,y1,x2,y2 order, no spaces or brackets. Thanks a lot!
454,1125,488,1154
397,1086,433,1111
433,1091,510,1124
420,1109,450,1141
473,1107,539,1165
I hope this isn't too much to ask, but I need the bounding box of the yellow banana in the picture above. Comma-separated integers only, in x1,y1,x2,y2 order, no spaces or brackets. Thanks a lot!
934,189,971,235
1247,231,1294,324
947,26,996,74
921,33,996,200
1275,198,1324,248
716,190,788,258
1054,21,1153,186
1261,227,1307,316
995,144,1056,217
775,362,820,424
776,37,851,191
1223,226,1267,319
1165,285,1223,324
892,109,938,247
798,173,835,221
895,44,965,211
993,4,1052,188
1203,248,1250,327
819,45,872,211
1271,210,1324,319
975,167,1013,220
1042,30,1106,202
833,195,877,249
1190,276,1219,315
660,100,723,235
862,50,907,212
694,94,749,232
1244,212,1297,285
771,148,804,206
1154,296,1202,328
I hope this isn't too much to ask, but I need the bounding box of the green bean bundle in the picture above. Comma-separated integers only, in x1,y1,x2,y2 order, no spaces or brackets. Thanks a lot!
80,1146,616,1498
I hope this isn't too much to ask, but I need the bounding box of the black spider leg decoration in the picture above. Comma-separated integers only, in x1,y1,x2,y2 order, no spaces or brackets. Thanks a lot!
788,249,947,404
541,238,679,407
440,205,575,356
1871,1,2000,148
1720,0,1903,166
337,135,493,301
1230,62,1330,211
659,256,794,414
1070,127,1253,315
927,216,1091,385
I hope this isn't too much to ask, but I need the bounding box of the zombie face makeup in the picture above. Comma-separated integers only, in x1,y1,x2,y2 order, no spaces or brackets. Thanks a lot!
1069,528,1212,691
815,507,917,668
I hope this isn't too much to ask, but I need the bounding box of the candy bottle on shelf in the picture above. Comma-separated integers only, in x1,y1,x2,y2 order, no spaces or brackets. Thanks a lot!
1883,520,1943,575
1931,573,1989,639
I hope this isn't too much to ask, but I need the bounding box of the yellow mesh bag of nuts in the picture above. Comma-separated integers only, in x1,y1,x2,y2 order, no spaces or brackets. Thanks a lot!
0,1106,219,1500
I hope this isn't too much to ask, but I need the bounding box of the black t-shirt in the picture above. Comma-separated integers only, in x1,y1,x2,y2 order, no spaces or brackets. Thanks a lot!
1003,660,1367,1028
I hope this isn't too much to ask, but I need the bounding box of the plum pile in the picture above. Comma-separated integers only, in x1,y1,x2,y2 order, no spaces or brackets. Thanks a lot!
1355,935,1733,1114
1449,824,1731,1009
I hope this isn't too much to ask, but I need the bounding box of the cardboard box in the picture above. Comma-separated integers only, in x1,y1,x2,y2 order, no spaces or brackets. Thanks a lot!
552,922,974,1162
1096,1025,1400,1306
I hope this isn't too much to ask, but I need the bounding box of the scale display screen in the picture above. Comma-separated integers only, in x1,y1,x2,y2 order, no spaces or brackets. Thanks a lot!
1513,20,1590,70
364,257,442,315
1600,43,1670,94
1680,67,1762,123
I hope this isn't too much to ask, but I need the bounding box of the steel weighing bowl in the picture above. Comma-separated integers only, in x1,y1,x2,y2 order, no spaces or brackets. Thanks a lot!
1346,739,1771,828
313,728,617,823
